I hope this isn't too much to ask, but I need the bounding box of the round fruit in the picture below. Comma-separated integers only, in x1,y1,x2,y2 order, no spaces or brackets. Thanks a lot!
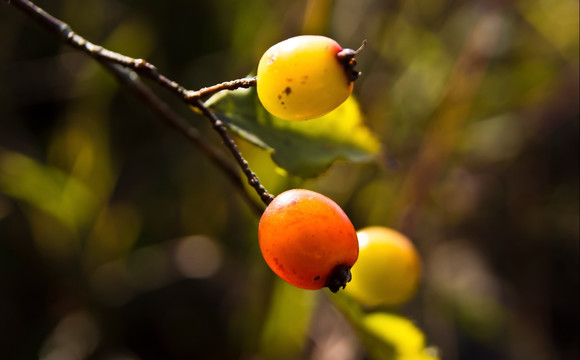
345,226,421,307
256,35,361,121
258,189,359,292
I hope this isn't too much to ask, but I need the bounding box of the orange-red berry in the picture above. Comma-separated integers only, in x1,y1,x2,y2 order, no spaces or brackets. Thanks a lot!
258,189,359,292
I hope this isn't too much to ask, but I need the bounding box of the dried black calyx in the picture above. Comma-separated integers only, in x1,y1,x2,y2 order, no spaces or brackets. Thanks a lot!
325,264,353,293
336,39,367,83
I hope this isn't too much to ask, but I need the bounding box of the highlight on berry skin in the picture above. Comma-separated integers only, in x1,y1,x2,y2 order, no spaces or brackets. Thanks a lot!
256,35,364,121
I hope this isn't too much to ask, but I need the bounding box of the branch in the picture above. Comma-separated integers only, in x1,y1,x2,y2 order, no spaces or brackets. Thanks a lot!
8,0,274,208
193,99,274,206
9,0,257,102
99,61,266,215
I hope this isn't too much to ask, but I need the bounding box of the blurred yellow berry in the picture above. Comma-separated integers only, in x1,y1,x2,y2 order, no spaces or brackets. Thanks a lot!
346,226,422,307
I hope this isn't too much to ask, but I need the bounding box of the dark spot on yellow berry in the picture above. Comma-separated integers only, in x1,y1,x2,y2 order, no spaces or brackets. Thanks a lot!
284,86,292,95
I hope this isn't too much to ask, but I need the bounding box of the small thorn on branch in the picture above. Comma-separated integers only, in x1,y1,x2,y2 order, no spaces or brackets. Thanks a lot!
133,58,156,71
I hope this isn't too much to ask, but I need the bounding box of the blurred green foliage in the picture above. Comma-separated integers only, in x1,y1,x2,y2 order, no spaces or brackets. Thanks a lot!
0,0,578,359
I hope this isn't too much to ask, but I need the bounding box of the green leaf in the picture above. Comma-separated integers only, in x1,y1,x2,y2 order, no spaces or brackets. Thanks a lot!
362,313,438,360
205,87,380,178
331,294,439,360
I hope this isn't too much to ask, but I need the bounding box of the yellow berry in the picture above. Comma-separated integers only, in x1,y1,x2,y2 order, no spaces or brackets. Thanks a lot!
345,227,422,307
257,35,357,121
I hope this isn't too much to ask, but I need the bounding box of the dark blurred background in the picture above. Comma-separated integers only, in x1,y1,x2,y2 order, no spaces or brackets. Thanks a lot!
0,0,578,359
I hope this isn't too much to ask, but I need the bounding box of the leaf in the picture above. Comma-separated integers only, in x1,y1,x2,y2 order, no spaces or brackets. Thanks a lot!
362,313,439,360
205,87,380,178
331,294,439,360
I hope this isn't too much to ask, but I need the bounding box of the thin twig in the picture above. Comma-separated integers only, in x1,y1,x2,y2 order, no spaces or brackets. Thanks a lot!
8,0,274,208
193,99,274,205
9,0,254,103
99,61,265,215
10,0,188,97
185,77,257,101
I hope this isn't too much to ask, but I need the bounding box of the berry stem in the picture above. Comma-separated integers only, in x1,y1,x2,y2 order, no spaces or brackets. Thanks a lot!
194,99,275,206
185,77,258,101
99,61,266,215
8,0,273,210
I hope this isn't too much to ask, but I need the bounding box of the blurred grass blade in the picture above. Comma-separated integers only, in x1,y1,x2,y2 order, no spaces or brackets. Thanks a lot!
0,150,97,232
259,279,317,359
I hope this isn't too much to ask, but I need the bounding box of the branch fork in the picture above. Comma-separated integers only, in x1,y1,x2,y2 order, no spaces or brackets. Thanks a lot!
8,0,273,212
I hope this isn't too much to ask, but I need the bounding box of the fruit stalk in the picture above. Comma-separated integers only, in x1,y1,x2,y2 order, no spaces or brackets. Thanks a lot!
185,77,258,101
194,100,275,206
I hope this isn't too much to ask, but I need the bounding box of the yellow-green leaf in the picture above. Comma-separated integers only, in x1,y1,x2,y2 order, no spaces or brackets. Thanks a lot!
205,86,380,178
